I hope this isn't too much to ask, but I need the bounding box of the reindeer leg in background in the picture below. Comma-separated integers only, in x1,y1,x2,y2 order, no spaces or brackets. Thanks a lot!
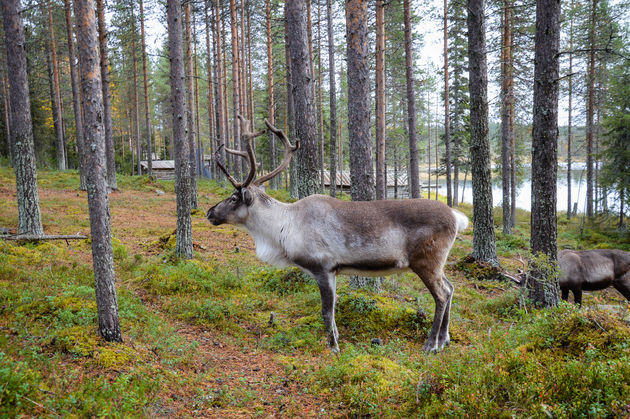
561,287,569,301
572,288,583,306
314,271,339,353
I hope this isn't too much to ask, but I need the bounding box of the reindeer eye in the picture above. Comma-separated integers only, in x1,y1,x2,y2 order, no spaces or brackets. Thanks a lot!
230,195,238,203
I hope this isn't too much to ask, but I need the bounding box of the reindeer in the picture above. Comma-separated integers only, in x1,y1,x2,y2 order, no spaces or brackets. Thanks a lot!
207,117,469,352
558,249,630,305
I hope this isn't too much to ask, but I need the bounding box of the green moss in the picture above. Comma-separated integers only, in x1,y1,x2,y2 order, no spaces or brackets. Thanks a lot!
93,344,136,369
52,326,99,357
314,348,415,416
336,291,429,339
253,267,314,295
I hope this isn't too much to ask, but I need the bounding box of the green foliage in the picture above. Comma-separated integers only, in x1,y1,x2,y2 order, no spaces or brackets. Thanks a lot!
0,352,40,416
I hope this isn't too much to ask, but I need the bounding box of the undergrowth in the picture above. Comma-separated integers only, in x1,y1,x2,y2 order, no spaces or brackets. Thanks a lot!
1,167,629,417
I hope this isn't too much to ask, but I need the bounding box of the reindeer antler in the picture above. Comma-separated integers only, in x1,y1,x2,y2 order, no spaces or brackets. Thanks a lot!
214,116,298,189
253,119,300,186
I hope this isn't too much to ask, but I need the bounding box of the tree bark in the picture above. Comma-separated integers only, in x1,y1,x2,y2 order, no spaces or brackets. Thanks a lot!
287,0,319,198
1,0,44,236
346,0,374,201
185,2,198,208
404,0,420,198
167,0,193,259
284,5,297,198
212,0,226,180
317,0,325,194
528,0,560,307
467,0,498,264
443,0,452,206
130,8,142,178
193,12,203,179
375,0,386,200
265,0,278,188
585,0,597,218
96,0,116,189
63,0,86,189
204,0,216,179
74,0,122,342
44,0,67,171
229,0,242,178
567,0,574,219
501,0,513,234
139,0,152,176
327,0,337,198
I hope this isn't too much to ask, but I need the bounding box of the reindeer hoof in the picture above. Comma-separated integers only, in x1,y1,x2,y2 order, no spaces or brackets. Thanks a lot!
422,342,439,353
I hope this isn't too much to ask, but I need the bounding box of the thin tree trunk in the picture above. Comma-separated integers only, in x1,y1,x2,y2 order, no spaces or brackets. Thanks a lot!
239,0,247,120
193,12,203,178
510,97,516,226
246,2,254,122
0,70,10,163
317,0,325,194
284,6,297,198
528,0,560,307
229,0,242,178
167,0,193,259
139,0,152,176
213,0,226,179
427,89,431,199
96,0,116,189
586,0,597,218
204,0,216,179
44,0,67,171
375,0,386,200
567,0,574,218
64,0,86,189
443,0,452,206
185,2,198,208
501,0,512,234
129,7,142,178
1,0,44,236
74,0,122,341
287,0,319,198
265,0,277,188
327,0,337,198
404,0,420,198
468,0,498,264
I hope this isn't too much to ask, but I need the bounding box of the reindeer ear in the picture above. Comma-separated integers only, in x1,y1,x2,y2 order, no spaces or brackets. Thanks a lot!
242,188,253,206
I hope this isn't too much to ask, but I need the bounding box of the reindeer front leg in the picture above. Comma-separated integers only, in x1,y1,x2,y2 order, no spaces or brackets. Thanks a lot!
315,271,339,353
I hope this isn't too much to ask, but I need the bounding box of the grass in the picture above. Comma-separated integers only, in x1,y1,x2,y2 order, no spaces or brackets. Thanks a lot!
1,167,629,417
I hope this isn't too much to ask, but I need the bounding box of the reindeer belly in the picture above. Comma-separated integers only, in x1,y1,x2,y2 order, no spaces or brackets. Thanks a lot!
582,264,615,290
335,259,410,277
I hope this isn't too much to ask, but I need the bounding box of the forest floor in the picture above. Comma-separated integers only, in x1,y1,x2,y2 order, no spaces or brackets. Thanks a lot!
1,168,629,417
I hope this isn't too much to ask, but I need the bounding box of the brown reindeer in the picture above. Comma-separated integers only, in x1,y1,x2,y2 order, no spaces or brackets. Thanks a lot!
558,249,630,305
207,117,469,352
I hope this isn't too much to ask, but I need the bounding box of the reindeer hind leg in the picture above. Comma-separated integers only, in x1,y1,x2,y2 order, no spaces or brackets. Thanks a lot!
438,275,454,349
612,273,630,301
411,264,451,352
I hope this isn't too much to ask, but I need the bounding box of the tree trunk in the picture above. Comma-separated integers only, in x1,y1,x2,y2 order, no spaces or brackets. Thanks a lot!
204,0,216,179
346,0,374,202
130,9,142,178
375,0,386,200
317,0,325,194
265,0,277,188
467,0,498,265
528,0,560,307
443,0,452,207
212,0,226,180
193,12,203,178
501,0,512,234
0,69,11,163
167,0,193,259
229,0,242,178
96,0,116,189
327,0,337,198
404,0,420,198
246,3,254,123
287,0,319,198
567,0,574,218
586,0,597,218
284,6,297,198
44,0,67,171
1,0,44,236
73,0,122,342
139,0,152,176
427,89,431,199
185,2,198,208
64,0,86,189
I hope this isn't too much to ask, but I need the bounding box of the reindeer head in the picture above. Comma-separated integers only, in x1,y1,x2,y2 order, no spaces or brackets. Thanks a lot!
207,116,299,227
